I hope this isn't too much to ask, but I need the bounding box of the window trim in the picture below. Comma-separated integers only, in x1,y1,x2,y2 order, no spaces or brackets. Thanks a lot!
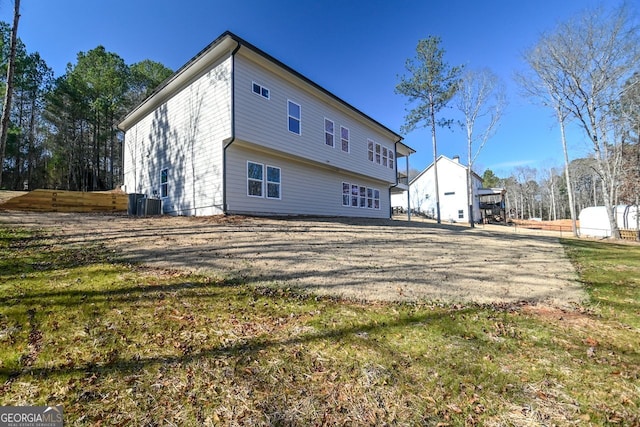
252,81,270,99
367,140,374,162
160,168,168,198
388,150,394,169
247,161,264,198
340,126,350,153
324,118,334,148
287,100,301,135
266,165,282,200
342,182,381,210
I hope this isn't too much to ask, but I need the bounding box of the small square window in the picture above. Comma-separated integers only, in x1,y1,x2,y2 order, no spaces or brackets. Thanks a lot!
252,82,270,99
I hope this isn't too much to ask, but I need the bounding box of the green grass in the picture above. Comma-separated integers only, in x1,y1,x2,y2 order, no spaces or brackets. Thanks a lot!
1,227,639,425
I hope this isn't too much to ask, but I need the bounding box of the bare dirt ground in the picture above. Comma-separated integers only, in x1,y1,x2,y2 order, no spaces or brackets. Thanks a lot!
0,210,587,307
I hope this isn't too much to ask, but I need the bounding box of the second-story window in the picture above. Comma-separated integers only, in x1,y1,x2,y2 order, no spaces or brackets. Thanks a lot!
389,151,394,169
324,118,334,147
368,140,374,161
382,147,388,167
340,126,350,153
252,82,270,99
375,143,381,164
288,100,301,135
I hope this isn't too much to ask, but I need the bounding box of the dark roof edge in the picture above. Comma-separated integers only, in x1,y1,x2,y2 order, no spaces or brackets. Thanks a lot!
120,30,405,144
225,31,403,142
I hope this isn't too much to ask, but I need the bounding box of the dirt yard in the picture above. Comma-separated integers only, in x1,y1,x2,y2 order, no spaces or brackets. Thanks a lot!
0,211,586,307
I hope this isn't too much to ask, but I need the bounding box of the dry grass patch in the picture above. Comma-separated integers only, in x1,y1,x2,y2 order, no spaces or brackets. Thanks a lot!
0,226,638,425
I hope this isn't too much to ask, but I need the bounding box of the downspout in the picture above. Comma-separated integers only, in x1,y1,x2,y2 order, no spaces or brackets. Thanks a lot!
222,40,242,214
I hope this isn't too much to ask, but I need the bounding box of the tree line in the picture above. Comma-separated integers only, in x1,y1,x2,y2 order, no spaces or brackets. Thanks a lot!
397,3,639,238
0,23,172,191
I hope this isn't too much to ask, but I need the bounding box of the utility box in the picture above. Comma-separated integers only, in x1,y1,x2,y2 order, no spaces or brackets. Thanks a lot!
128,193,145,215
136,197,162,216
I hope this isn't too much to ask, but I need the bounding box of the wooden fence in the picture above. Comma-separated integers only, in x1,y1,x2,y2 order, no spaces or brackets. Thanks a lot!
0,189,128,212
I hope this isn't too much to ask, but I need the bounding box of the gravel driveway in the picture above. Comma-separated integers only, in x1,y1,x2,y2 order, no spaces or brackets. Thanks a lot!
0,211,586,307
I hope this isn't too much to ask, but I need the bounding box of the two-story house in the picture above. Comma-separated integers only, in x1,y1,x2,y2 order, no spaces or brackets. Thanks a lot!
118,31,414,218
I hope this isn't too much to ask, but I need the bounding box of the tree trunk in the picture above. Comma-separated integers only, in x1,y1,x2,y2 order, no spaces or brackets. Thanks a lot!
430,104,441,224
0,0,21,188
558,111,578,236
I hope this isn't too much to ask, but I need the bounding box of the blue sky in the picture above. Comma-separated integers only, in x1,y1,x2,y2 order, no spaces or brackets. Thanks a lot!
0,0,627,177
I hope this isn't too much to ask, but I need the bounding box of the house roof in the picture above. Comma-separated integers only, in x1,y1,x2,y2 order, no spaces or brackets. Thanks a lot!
409,155,483,185
119,31,409,148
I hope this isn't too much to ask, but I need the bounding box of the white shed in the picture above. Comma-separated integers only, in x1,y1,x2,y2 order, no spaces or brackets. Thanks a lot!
578,205,639,237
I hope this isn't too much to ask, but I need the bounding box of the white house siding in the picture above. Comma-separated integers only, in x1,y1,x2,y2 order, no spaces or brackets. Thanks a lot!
123,57,232,216
226,143,391,218
392,156,482,222
233,51,397,187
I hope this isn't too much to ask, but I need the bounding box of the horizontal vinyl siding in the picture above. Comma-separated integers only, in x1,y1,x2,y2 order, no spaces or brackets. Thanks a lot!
226,144,390,218
233,52,397,184
123,57,232,216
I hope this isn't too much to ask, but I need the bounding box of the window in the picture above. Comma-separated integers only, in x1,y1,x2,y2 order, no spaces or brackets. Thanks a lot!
324,118,334,147
368,140,374,161
351,184,359,207
342,183,380,210
252,82,270,99
247,162,263,197
287,100,301,134
444,191,455,196
342,182,350,206
388,151,394,169
160,168,168,198
382,147,388,167
248,162,281,199
375,143,381,164
458,209,464,219
266,166,281,199
340,126,350,152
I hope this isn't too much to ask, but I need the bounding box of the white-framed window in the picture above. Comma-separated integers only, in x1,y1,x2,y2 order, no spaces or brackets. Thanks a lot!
375,143,381,164
287,100,301,135
247,161,263,197
342,182,380,210
160,168,168,198
340,126,350,153
382,147,388,167
367,140,374,162
247,161,282,200
266,165,281,199
324,118,334,147
351,184,359,207
458,209,464,219
342,182,350,206
389,151,394,169
252,82,270,99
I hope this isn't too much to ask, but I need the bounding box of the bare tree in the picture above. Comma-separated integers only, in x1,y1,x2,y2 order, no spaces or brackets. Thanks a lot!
0,0,20,188
520,32,580,235
455,68,505,227
527,5,640,238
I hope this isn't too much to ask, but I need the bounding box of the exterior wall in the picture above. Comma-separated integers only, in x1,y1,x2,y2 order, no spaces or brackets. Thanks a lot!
233,52,397,186
226,143,391,218
392,157,482,222
123,57,232,216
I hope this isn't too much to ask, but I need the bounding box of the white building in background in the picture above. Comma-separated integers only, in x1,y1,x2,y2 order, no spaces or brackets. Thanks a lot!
391,155,483,223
